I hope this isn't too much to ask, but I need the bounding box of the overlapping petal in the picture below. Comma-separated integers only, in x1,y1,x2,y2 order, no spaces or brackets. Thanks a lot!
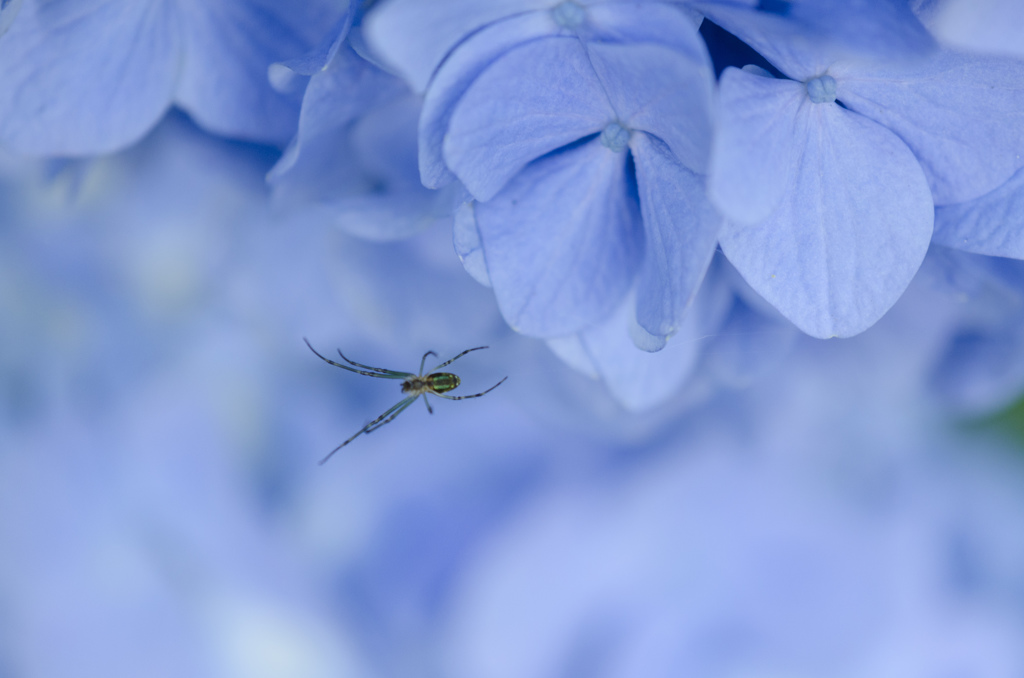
172,0,343,145
418,11,559,189
363,0,548,93
327,95,457,241
584,1,702,49
631,132,720,342
413,2,719,354
719,102,934,338
836,50,1024,205
268,45,406,196
453,202,492,287
578,291,705,411
708,66,805,225
270,9,352,77
0,0,343,156
269,44,451,242
475,139,642,336
545,273,734,411
588,39,714,171
933,167,1024,260
693,0,936,75
444,37,612,201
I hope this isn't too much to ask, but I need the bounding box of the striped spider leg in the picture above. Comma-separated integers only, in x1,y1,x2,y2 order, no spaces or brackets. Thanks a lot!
304,339,507,464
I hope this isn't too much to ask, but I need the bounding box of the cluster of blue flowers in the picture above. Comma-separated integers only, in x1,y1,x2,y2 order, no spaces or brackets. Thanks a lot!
3,1,1024,676
2,0,1023,409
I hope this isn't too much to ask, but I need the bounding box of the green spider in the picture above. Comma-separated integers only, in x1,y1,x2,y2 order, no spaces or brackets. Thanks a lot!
304,338,507,464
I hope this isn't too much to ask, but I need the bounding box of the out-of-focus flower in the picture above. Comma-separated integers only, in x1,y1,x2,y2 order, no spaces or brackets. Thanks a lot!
0,0,22,37
933,168,1024,260
0,0,348,155
918,247,1024,415
919,0,1024,59
268,17,459,241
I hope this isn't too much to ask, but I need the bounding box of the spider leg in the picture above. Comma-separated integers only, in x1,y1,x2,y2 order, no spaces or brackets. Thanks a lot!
304,338,409,379
318,396,417,465
434,376,507,400
419,350,438,376
364,396,418,434
337,348,413,377
423,395,433,415
429,346,489,372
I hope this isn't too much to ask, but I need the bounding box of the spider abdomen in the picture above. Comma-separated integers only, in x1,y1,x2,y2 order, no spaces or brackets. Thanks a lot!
403,373,460,395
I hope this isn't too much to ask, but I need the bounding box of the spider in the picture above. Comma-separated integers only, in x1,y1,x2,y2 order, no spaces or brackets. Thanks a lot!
304,338,507,464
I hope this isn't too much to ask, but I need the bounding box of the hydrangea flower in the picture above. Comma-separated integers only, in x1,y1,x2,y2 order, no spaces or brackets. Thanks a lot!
268,17,460,241
704,9,1024,337
0,0,347,155
367,0,721,346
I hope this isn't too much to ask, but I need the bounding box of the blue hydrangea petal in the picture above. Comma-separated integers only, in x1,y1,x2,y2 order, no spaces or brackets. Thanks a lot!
0,0,22,37
694,0,935,74
349,93,423,192
928,0,1024,59
545,334,599,380
268,46,405,191
587,40,715,172
584,1,703,53
631,132,720,344
320,190,456,242
271,9,352,78
708,66,805,226
836,51,1024,206
444,37,614,201
702,19,829,82
453,202,493,287
933,167,1024,260
0,0,180,155
268,45,451,242
298,90,455,242
476,139,642,336
363,0,548,93
174,0,344,146
720,105,934,338
579,291,703,411
418,11,559,190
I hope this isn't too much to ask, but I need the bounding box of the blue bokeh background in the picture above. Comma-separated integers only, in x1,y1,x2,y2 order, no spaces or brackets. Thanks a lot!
2,113,1024,677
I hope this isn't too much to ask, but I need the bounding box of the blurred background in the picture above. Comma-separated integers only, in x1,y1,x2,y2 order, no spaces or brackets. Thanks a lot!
2,113,1024,678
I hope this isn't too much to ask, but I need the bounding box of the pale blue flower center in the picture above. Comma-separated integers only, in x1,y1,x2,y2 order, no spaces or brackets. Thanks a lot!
806,75,837,104
551,1,586,29
600,122,631,152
